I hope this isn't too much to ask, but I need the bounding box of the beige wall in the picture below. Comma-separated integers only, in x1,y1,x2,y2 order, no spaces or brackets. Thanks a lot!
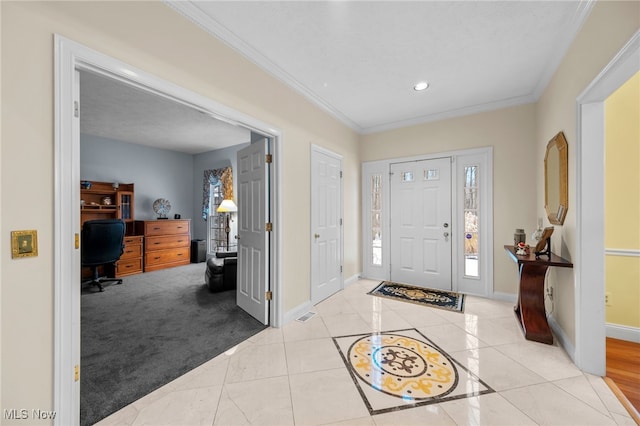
535,0,640,343
2,0,639,421
605,72,640,327
360,103,538,295
0,1,359,420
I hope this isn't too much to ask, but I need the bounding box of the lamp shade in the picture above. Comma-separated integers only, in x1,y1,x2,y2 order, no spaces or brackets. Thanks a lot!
217,199,237,213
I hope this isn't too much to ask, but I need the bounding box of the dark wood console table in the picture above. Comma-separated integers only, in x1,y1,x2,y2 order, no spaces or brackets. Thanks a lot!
504,245,573,344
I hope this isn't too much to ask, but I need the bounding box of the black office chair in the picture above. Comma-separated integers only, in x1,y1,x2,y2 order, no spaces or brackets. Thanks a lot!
81,219,126,292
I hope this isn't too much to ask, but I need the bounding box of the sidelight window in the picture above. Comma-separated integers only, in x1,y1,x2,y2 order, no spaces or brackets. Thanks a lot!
371,174,382,266
464,165,479,277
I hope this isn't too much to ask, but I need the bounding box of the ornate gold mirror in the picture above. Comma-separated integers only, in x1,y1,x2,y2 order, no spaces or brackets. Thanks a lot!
544,131,568,225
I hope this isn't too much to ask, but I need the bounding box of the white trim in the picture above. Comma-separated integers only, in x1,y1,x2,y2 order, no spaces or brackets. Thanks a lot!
606,323,640,343
283,301,315,325
344,273,361,287
574,30,640,376
361,147,493,297
164,0,360,132
491,291,517,304
605,248,640,257
549,314,576,362
54,35,283,425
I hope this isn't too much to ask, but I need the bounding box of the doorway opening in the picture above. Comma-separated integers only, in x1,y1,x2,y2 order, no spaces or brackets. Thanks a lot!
54,35,282,425
575,31,639,376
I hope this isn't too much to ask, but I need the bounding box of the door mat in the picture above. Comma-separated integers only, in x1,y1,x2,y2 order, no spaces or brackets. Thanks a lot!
368,281,465,313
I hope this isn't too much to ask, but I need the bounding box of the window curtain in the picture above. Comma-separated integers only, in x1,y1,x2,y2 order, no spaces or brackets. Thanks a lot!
202,167,233,220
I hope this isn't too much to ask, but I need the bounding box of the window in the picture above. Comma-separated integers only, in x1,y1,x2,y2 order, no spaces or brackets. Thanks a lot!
464,165,479,277
371,174,382,266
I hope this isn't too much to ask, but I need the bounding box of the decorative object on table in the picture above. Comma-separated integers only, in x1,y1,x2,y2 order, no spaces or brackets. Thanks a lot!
174,214,181,219
534,226,554,258
11,229,38,259
112,182,119,190
368,281,465,313
101,196,112,205
81,180,92,190
516,242,529,256
514,228,526,246
152,198,171,219
531,217,544,242
217,199,237,251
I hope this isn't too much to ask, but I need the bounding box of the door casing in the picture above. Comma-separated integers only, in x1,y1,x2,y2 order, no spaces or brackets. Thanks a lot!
54,35,282,426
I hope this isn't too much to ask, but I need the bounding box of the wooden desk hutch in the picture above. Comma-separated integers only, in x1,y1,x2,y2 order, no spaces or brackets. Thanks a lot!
80,181,142,278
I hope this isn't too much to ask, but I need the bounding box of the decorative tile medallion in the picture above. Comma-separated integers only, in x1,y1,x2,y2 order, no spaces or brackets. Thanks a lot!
334,329,494,415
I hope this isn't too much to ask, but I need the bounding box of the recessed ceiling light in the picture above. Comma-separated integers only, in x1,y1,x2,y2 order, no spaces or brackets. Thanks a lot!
414,81,429,91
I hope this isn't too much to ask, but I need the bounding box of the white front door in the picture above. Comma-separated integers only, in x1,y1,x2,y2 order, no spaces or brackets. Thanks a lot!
311,147,343,304
236,139,269,324
390,158,452,290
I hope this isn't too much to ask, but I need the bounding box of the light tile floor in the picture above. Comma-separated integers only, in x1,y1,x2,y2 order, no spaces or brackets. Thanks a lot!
96,279,635,426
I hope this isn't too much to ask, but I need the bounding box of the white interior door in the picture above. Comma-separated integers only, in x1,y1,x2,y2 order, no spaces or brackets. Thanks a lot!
390,158,452,290
311,147,343,304
237,139,269,324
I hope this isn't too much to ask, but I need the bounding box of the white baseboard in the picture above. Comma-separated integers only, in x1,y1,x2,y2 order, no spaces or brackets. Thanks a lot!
548,314,576,363
344,272,361,287
491,291,517,303
606,323,640,343
283,301,314,326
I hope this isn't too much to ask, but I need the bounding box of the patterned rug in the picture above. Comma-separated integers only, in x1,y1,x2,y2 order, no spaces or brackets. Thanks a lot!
368,281,465,313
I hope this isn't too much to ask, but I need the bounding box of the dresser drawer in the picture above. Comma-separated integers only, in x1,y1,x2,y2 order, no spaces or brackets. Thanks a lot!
123,235,143,245
145,247,190,267
120,242,143,259
116,258,143,277
145,235,190,251
143,220,190,236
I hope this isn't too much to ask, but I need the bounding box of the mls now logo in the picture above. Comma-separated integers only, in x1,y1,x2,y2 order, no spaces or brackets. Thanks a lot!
4,409,57,420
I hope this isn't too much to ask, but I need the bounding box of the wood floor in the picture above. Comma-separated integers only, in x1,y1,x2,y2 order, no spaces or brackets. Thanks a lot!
606,337,640,416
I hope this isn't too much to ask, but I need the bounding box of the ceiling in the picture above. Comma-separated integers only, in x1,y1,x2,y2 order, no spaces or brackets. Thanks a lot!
79,71,251,155
80,1,593,152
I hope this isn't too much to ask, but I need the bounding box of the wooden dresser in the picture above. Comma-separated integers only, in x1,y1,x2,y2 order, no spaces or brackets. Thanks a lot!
115,235,144,277
136,220,191,272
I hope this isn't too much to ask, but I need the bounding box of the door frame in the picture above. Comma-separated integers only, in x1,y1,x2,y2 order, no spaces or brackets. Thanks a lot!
361,147,493,297
574,30,639,375
54,35,283,425
310,144,344,304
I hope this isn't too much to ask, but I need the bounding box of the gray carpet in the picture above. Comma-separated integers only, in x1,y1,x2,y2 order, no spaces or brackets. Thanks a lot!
80,263,267,426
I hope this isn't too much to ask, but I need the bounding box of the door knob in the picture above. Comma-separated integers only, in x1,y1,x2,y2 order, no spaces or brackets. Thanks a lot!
443,232,449,242
443,223,449,228
234,235,240,240
314,233,320,239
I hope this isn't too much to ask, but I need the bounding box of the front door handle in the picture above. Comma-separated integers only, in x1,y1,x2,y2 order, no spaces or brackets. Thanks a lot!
314,233,320,239
443,232,449,242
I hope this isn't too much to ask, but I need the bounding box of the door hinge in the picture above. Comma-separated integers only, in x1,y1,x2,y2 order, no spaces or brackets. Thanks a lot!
266,154,273,164
340,171,343,178
266,222,273,232
266,291,273,301
75,233,80,249
74,365,80,382
74,101,79,118
340,218,343,226
340,266,343,273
